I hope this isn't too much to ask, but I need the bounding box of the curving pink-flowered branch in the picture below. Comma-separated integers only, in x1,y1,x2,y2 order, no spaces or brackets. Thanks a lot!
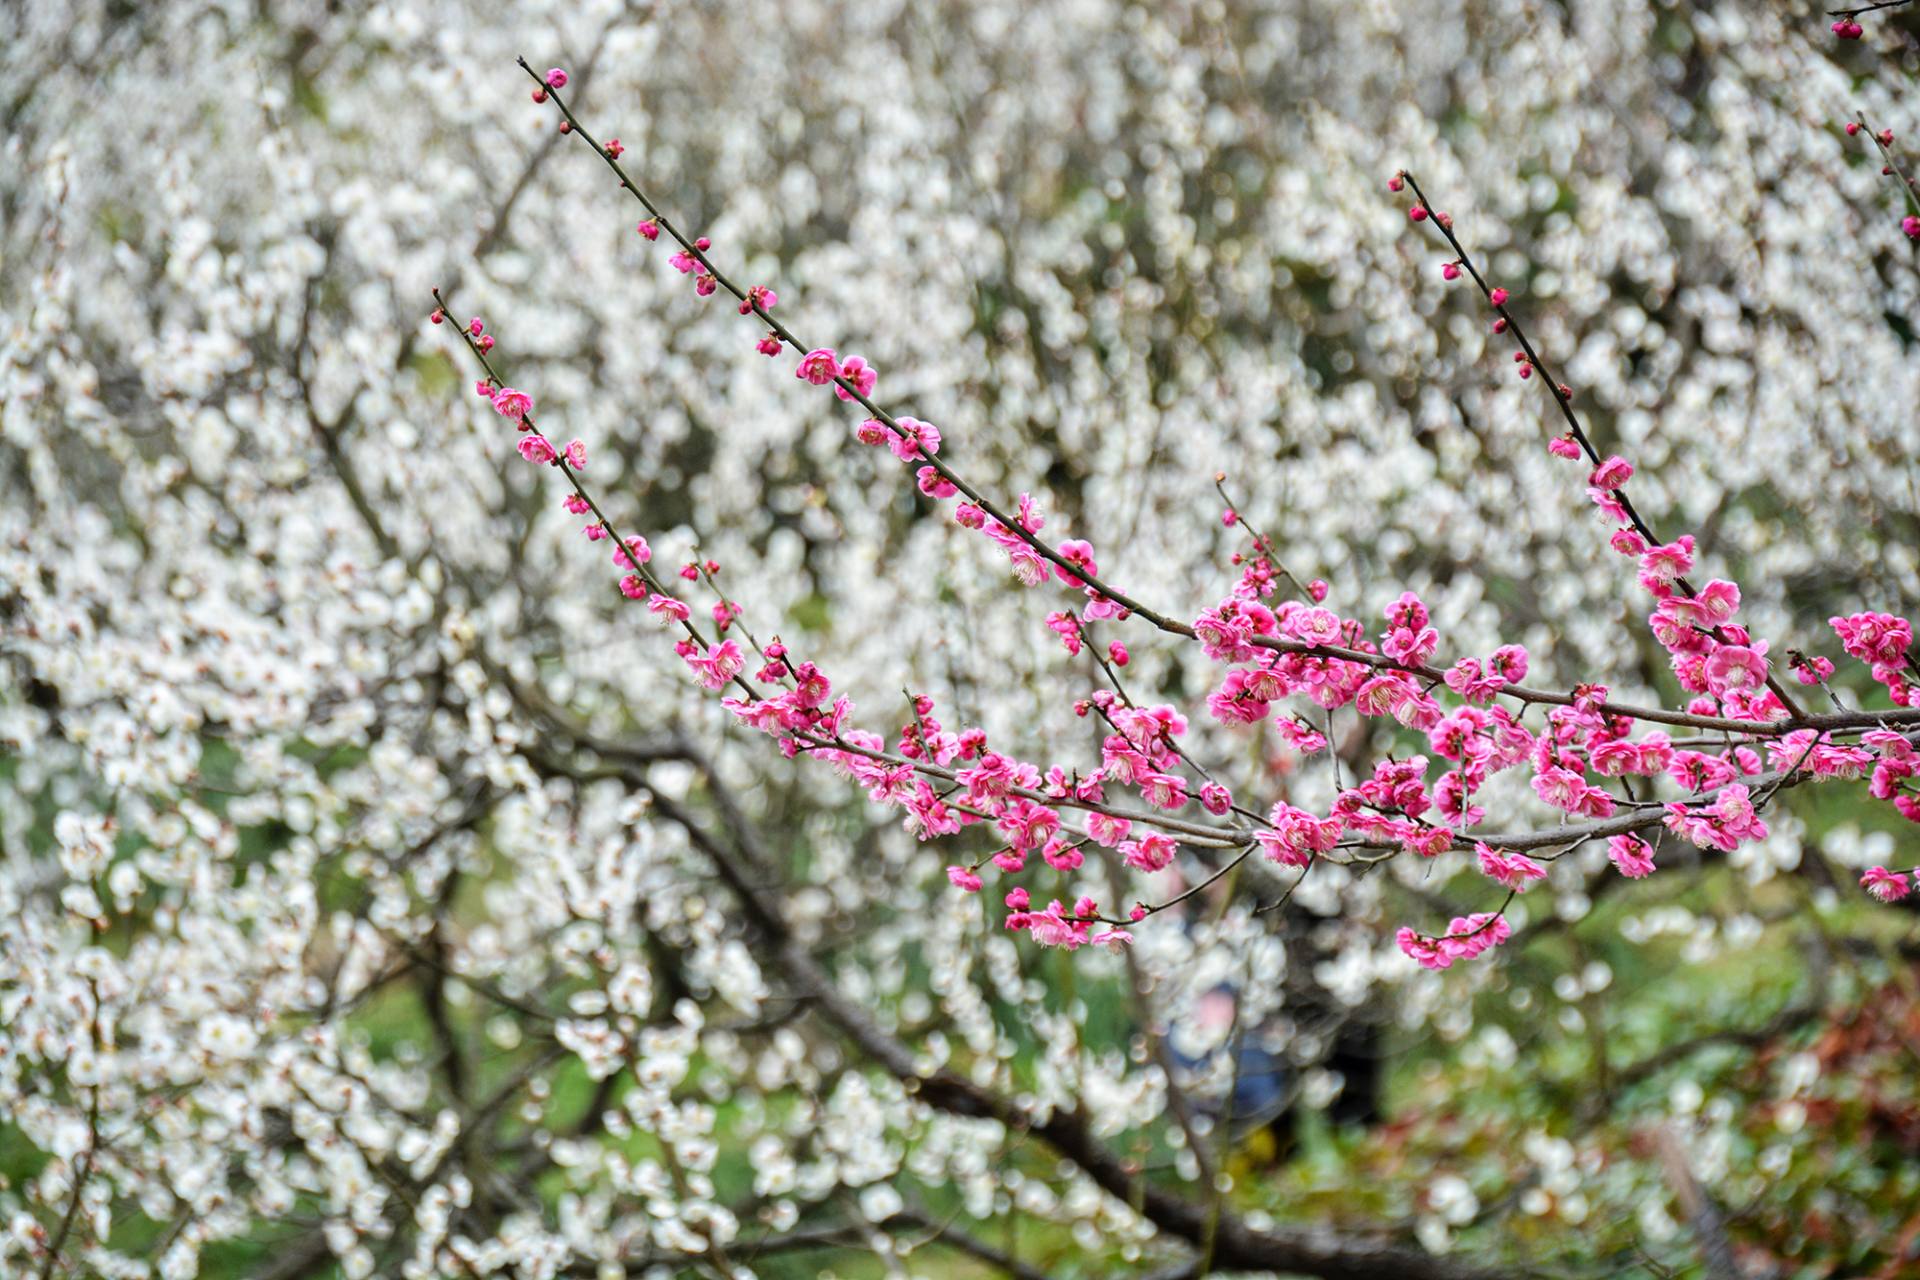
427,59,1920,970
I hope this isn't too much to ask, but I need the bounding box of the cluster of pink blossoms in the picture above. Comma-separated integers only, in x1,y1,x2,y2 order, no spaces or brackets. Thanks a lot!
1396,914,1511,971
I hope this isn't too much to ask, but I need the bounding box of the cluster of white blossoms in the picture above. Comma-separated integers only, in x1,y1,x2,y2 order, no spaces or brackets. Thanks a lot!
4,0,1919,1276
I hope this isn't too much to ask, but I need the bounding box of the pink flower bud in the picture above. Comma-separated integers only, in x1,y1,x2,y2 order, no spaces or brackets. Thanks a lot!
1847,122,1863,136
1108,642,1129,667
605,138,624,158
1489,287,1508,306
429,310,444,325
545,67,568,88
636,219,659,240
532,88,547,103
1441,262,1461,280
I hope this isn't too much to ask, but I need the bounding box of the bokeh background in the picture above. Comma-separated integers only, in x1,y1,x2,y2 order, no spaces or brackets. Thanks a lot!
6,0,1920,1276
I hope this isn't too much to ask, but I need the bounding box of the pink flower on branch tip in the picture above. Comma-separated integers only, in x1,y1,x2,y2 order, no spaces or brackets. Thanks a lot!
1792,654,1835,685
1862,866,1912,902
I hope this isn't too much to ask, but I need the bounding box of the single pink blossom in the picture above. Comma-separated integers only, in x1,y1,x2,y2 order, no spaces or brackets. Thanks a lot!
1862,866,1912,902
1607,834,1657,878
796,348,839,385
492,387,533,419
1590,455,1633,489
834,354,878,402
888,417,941,461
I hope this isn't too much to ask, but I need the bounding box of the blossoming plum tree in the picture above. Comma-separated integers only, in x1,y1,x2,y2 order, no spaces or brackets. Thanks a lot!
6,2,1920,1278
